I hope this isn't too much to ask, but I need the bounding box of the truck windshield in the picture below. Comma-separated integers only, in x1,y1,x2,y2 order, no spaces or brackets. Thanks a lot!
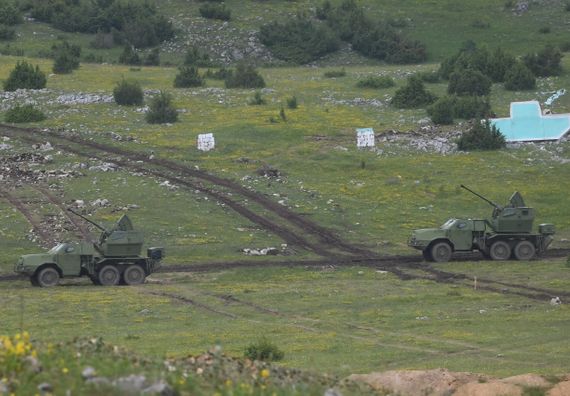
440,219,456,229
47,243,66,254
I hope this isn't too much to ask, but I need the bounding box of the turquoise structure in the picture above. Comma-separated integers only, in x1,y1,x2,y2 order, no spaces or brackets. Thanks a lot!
490,101,570,141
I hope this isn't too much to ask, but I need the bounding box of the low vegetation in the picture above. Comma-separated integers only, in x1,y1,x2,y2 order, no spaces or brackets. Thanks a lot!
113,78,144,106
457,120,506,151
391,76,436,108
4,104,46,123
145,91,178,124
3,60,46,91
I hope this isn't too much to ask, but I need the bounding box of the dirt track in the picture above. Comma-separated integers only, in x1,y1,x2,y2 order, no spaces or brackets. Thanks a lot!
1,123,569,302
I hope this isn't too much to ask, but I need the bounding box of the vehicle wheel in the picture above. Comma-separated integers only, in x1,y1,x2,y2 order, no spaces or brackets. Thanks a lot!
90,275,101,285
36,267,60,287
30,275,40,287
97,265,120,286
123,265,146,285
430,242,452,263
422,249,433,262
489,241,511,261
514,240,536,261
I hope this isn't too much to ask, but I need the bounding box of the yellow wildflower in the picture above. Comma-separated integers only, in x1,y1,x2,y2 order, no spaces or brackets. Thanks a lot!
260,369,270,378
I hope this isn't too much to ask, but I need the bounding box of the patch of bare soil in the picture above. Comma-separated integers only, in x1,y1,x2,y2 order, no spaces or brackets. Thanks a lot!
348,369,564,396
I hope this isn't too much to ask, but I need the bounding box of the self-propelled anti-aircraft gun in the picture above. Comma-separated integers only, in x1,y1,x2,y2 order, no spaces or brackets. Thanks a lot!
14,209,164,287
408,185,555,262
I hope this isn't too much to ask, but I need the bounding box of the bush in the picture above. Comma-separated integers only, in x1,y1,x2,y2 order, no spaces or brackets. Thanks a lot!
52,41,81,74
225,63,265,89
119,45,141,66
146,91,178,124
356,75,395,88
248,91,266,105
90,30,115,49
323,69,346,78
457,120,506,151
391,76,436,109
286,96,298,109
427,96,455,125
0,0,22,26
244,338,284,362
27,1,174,48
504,62,536,91
0,24,15,40
143,48,160,66
428,95,492,125
183,46,213,67
448,69,492,96
317,0,427,64
3,61,47,91
439,45,515,83
523,45,563,77
113,79,144,106
259,17,339,64
4,104,46,123
173,66,204,88
199,3,231,21
452,96,491,119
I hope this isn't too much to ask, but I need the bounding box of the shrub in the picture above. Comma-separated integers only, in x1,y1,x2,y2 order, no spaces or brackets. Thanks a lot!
448,69,492,96
199,3,231,21
173,66,204,88
457,120,506,151
504,62,536,91
4,104,46,123
119,45,141,66
143,48,160,66
523,45,563,77
317,0,427,64
286,96,298,109
391,76,436,109
259,17,339,64
225,63,265,89
452,96,491,119
90,30,115,49
3,61,47,91
324,69,346,78
538,26,551,34
146,91,178,124
439,45,515,83
183,46,213,67
0,0,22,26
113,79,144,106
356,75,395,88
0,24,15,40
52,41,81,74
27,1,174,48
244,338,284,361
279,107,287,121
427,96,455,125
428,95,492,125
248,91,266,105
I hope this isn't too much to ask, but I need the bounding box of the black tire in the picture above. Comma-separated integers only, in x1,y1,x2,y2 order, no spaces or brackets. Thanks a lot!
123,265,146,285
30,275,40,287
489,241,511,261
514,240,536,261
430,242,452,263
36,267,60,287
422,249,433,262
97,265,120,286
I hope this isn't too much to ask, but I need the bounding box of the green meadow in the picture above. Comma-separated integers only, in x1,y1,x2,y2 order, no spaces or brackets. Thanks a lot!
1,1,570,394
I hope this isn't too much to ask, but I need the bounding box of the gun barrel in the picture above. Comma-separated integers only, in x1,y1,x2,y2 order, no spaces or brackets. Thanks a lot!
460,185,502,209
67,208,107,232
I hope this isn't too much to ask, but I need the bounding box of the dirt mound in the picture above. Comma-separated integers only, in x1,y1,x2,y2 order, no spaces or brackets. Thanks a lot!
348,369,487,396
348,369,561,396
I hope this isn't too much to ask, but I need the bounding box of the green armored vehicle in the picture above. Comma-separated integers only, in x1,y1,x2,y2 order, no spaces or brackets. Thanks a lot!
408,185,555,262
14,209,164,287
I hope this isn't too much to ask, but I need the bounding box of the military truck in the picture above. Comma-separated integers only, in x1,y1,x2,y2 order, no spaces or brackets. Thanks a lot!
14,209,164,287
408,185,555,262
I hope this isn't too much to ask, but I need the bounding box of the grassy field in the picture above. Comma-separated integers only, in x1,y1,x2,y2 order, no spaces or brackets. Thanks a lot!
1,1,570,393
